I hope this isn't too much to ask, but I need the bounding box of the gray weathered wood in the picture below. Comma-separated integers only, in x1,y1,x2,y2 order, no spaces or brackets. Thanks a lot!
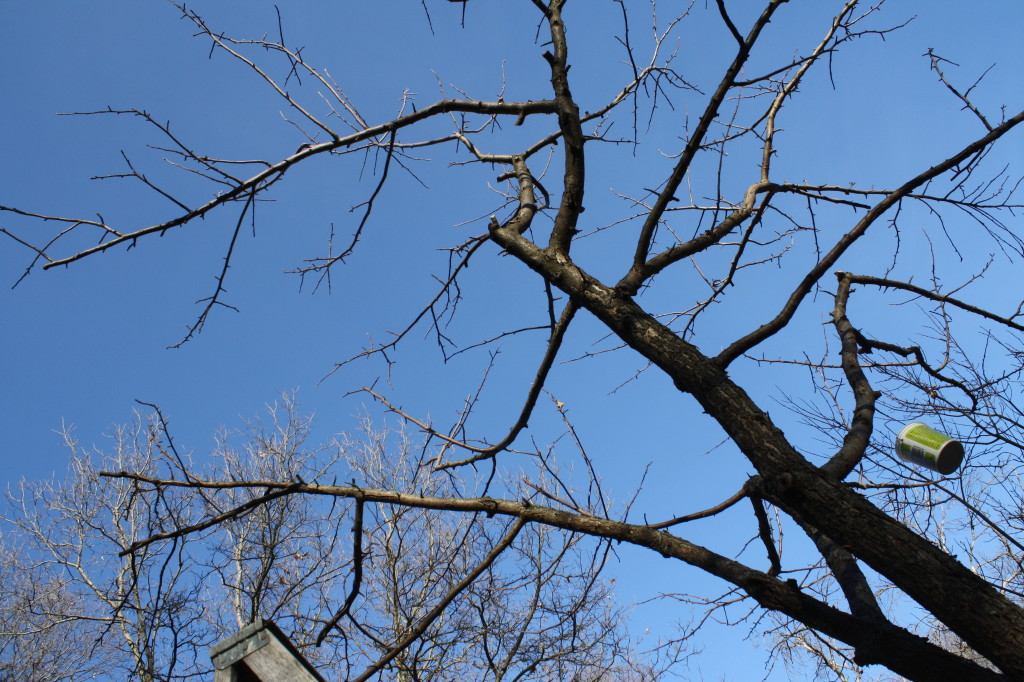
210,618,324,682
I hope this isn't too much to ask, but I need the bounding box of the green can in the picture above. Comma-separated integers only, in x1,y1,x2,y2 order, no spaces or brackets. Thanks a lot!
895,422,964,475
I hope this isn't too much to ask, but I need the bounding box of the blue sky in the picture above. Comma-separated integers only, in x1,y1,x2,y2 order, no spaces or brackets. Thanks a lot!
3,1,1024,678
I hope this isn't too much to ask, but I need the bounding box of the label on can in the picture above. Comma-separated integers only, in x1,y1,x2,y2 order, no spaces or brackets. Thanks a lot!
895,422,964,475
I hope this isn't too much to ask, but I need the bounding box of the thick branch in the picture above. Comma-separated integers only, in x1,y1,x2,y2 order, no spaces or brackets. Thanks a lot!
102,471,1002,680
792,515,884,622
541,0,586,255
820,271,878,479
485,217,1024,674
750,496,782,576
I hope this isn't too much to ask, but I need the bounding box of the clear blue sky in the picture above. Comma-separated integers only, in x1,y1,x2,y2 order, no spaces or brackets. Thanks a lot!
2,1,1023,679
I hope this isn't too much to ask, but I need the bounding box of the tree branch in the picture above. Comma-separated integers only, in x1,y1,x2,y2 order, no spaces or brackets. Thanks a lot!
820,272,879,480
316,498,364,645
540,0,586,255
715,107,1024,366
101,471,1003,679
622,0,791,290
349,517,526,682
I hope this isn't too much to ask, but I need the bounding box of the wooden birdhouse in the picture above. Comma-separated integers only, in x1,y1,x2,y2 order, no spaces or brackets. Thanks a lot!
210,618,325,682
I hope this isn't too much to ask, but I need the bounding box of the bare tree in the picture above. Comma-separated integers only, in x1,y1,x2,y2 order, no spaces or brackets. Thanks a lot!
2,417,210,681
330,418,676,681
0,532,115,681
5,1,1024,680
1,401,649,680
199,399,353,675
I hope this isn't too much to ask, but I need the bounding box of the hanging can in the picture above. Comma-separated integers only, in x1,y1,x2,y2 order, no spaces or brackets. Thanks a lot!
895,422,964,475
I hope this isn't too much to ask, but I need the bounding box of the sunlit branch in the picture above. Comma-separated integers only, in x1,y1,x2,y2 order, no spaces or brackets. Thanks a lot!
933,483,1024,556
177,4,347,140
619,181,776,293
322,235,489,375
324,154,542,374
435,300,578,469
549,393,609,519
521,479,595,517
678,198,795,337
760,1,860,183
733,3,905,89
927,49,994,132
95,150,193,213
746,355,917,370
61,107,244,184
296,130,398,286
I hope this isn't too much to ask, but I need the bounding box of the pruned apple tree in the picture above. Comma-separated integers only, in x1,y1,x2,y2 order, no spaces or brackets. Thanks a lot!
4,1,1024,680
